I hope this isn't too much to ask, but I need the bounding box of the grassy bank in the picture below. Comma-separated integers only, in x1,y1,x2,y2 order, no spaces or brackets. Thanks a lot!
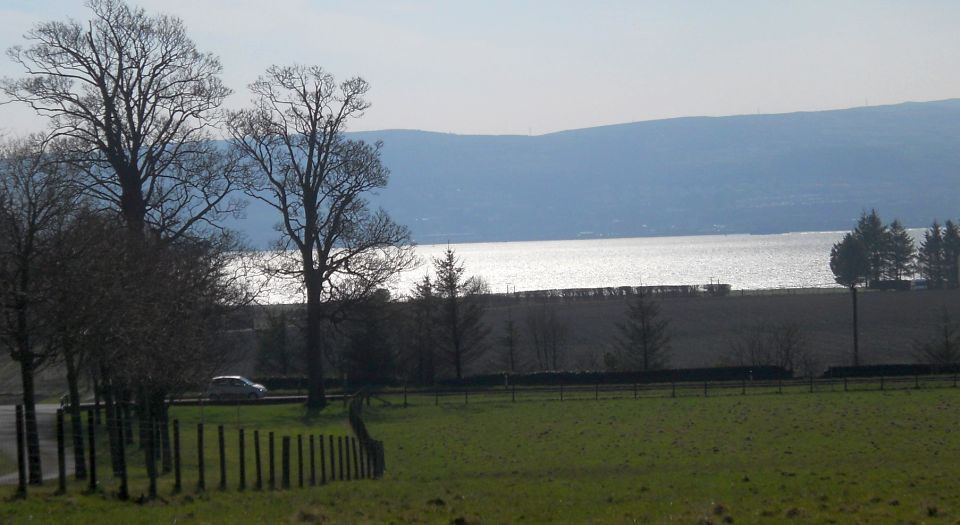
4,389,960,523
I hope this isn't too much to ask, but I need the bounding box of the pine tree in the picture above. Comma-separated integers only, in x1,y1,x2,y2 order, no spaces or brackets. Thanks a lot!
434,248,489,379
613,289,671,371
918,221,946,289
885,219,916,280
853,209,889,285
830,232,870,366
943,220,960,288
406,275,439,385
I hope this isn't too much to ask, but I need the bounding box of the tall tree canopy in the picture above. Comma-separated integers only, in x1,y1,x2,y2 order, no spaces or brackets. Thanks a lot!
228,65,415,408
2,0,244,238
433,248,489,380
830,232,870,365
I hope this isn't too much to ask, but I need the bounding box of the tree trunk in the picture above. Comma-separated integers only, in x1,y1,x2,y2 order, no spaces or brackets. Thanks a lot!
101,378,124,477
851,286,860,366
63,347,86,479
160,400,172,473
17,346,42,485
304,277,327,410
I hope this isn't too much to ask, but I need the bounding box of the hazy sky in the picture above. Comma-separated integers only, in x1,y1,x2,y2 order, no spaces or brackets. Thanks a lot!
1,0,959,135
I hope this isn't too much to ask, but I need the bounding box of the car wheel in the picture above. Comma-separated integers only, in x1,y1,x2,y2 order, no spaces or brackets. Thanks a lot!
247,392,258,401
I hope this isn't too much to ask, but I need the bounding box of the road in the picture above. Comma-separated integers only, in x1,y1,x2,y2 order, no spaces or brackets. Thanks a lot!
0,404,74,485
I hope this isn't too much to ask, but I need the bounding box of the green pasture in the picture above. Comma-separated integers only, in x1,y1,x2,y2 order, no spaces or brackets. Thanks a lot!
3,389,960,524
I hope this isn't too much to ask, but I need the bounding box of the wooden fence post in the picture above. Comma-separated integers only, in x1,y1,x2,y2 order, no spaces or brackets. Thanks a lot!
320,434,327,484
87,408,97,492
778,378,782,394
147,418,157,499
703,381,708,397
343,436,353,481
218,425,226,490
367,441,374,477
560,383,563,401
173,419,182,493
269,432,275,489
309,434,316,486
238,428,246,491
196,423,205,491
116,412,128,500
741,379,746,395
329,435,336,481
70,409,86,482
56,409,66,494
16,405,27,498
297,434,304,488
634,383,638,399
254,430,262,490
358,439,366,479
352,437,360,480
281,436,291,489
337,436,344,481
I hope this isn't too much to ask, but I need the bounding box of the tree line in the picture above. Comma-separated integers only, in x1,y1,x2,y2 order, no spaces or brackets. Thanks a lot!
256,246,682,387
0,0,410,494
830,209,960,368
831,209,960,290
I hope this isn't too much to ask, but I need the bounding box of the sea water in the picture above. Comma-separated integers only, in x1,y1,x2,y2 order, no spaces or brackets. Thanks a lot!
247,230,883,303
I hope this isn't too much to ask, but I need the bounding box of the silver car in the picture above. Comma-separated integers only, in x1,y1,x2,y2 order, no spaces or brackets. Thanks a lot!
207,376,267,401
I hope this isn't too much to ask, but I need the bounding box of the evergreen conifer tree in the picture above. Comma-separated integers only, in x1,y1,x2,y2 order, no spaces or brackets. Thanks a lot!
919,221,946,289
943,220,960,288
830,232,870,366
886,219,916,280
853,209,889,285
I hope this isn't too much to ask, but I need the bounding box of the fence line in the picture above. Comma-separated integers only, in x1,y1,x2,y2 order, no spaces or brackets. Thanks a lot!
388,373,960,407
8,397,382,501
347,392,385,479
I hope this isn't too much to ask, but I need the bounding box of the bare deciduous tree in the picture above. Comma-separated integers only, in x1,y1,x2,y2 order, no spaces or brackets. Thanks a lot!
915,307,960,366
610,289,670,371
0,134,80,484
228,65,415,409
2,0,244,239
721,321,818,377
526,301,568,371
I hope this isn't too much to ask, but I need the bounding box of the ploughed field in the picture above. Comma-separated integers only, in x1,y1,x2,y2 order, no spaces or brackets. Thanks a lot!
479,288,960,372
3,389,960,524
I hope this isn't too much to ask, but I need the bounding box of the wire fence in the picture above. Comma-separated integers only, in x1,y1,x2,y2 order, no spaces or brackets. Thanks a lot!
382,373,960,407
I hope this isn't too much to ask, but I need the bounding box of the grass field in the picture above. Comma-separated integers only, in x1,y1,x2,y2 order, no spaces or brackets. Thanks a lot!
3,389,960,524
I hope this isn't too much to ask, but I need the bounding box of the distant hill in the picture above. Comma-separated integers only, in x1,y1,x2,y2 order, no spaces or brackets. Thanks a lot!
230,99,960,247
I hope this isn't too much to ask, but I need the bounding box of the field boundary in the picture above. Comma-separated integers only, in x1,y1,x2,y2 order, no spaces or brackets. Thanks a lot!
383,373,960,407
